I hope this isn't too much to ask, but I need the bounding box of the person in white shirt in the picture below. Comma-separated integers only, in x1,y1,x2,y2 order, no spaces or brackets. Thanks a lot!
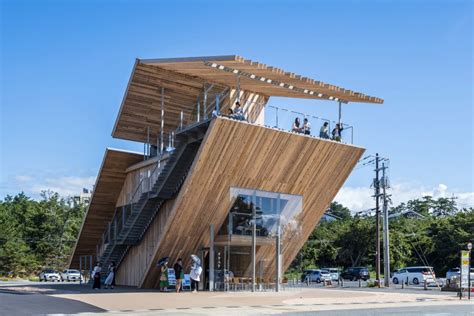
190,262,202,293
92,262,102,290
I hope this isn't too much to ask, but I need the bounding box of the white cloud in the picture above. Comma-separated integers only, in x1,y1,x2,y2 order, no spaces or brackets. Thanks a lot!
10,175,96,198
335,183,474,213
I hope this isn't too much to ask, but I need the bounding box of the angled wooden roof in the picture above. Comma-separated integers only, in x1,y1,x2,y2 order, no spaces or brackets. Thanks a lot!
113,55,383,143
141,55,384,104
69,148,143,268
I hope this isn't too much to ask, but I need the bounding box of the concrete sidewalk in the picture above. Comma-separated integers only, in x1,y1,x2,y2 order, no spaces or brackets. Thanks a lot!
53,287,466,313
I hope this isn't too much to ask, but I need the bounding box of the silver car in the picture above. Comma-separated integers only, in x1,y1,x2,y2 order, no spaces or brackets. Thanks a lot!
302,269,331,283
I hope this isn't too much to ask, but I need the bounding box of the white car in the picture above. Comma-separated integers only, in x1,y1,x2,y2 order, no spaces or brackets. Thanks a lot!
392,266,435,285
39,269,61,282
60,269,83,282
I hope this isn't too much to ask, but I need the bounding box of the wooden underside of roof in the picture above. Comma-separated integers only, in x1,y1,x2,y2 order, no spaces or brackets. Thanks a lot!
113,61,268,143
68,149,143,269
121,117,364,288
142,55,384,104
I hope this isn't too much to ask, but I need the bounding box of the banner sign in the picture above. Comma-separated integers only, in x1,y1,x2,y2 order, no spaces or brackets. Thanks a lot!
461,250,469,289
183,274,191,287
167,268,176,286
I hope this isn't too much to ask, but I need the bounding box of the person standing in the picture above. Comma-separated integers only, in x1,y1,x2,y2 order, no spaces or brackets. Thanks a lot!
104,262,115,289
173,258,184,293
92,262,102,290
319,122,329,139
331,123,344,142
190,262,202,293
159,261,169,292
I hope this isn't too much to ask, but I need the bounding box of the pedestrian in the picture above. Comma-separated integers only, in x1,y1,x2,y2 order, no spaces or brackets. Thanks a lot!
159,260,169,292
104,262,115,289
292,117,302,133
92,262,101,290
173,258,184,293
234,101,245,120
190,262,202,293
331,123,344,142
303,118,311,135
319,122,329,139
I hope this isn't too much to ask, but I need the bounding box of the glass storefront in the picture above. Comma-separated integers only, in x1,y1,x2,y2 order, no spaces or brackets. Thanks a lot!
213,187,302,291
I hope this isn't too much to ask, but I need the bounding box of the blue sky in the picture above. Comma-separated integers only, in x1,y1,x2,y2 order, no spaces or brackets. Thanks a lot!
1,0,472,210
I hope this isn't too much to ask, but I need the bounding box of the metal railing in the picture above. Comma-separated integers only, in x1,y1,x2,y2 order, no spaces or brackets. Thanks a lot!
266,105,354,144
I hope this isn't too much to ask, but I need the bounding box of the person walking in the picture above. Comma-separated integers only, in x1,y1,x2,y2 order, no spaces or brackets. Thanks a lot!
331,123,344,142
173,258,184,293
92,262,102,290
319,122,329,139
190,261,202,293
104,262,115,289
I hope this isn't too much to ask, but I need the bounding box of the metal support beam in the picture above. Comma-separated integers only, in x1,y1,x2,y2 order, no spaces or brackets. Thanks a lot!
160,87,164,154
203,85,208,120
338,101,342,125
209,224,215,291
276,194,281,292
251,191,257,292
197,97,200,122
236,74,241,103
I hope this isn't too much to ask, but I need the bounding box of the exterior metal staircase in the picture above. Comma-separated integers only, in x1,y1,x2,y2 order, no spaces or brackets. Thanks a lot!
96,120,212,268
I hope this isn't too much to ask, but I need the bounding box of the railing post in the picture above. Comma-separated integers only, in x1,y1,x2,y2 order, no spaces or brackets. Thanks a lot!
160,87,165,154
180,111,183,129
276,107,279,128
215,94,220,115
204,84,208,120
197,98,200,122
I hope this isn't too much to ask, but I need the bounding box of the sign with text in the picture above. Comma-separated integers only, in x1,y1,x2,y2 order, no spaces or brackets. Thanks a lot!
461,250,469,288
167,268,176,286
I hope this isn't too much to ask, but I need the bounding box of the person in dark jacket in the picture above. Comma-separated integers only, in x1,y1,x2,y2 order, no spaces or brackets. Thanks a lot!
92,262,102,290
173,258,184,293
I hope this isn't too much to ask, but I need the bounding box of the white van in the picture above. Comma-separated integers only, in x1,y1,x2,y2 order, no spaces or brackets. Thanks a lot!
392,266,436,285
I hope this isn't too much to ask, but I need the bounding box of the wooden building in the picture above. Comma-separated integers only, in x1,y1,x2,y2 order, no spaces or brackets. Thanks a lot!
69,55,383,289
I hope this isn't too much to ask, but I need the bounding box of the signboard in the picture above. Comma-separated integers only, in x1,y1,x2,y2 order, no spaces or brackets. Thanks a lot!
167,268,176,286
182,274,191,288
461,250,469,289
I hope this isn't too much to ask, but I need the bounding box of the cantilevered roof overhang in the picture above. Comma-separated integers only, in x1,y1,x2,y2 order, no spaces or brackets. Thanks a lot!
69,148,143,268
141,55,384,104
112,55,384,143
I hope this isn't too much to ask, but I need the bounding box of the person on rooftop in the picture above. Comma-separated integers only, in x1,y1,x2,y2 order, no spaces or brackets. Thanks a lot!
332,123,344,142
319,122,329,139
234,101,245,120
292,118,302,133
303,118,311,135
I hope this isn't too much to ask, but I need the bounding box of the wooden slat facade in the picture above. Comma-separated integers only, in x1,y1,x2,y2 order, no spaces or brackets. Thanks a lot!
113,118,363,288
69,149,143,268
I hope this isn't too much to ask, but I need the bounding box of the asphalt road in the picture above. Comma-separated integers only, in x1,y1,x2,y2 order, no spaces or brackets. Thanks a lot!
278,304,474,316
0,292,105,316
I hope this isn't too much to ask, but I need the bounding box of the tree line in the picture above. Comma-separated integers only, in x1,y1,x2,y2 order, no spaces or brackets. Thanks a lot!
0,191,472,278
290,197,473,276
0,192,86,276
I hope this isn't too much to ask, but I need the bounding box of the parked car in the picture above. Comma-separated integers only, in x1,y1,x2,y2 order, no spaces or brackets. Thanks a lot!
392,266,435,285
301,269,331,283
321,268,340,281
340,267,370,281
390,269,399,278
446,267,474,284
39,269,61,282
60,269,83,282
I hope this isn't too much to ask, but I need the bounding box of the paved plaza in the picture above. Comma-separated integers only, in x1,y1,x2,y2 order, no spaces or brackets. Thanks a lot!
0,281,472,315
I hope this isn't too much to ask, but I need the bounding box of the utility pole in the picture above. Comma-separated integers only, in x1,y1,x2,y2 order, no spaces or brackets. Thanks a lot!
382,162,390,287
374,153,381,287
